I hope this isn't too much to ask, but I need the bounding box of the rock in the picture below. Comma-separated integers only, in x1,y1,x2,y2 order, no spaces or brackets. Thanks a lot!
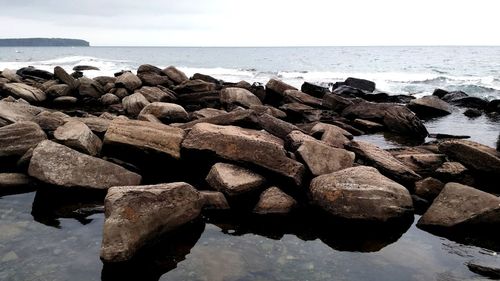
249,105,287,119
249,112,299,140
450,96,488,109
53,96,78,106
137,72,173,87
200,191,230,210
16,66,53,81
363,93,415,104
344,77,375,92
417,183,500,229
253,187,297,215
54,66,79,89
301,82,330,98
438,139,500,175
463,108,482,117
394,153,446,176
0,121,47,157
441,91,468,102
265,79,297,104
310,166,413,222
103,119,185,160
432,88,449,99
1,68,22,82
206,163,265,196
297,140,355,176
220,87,262,108
284,130,318,151
177,110,254,130
94,76,116,86
407,96,452,118
46,84,70,98
99,93,120,105
114,88,129,99
122,93,150,116
331,121,364,136
28,140,141,189
414,177,445,201
322,93,354,112
332,85,366,98
0,173,34,193
353,118,384,132
486,99,500,113
162,66,188,84
138,102,189,123
346,141,421,184
182,123,305,185
310,122,352,148
192,73,222,85
33,111,68,134
0,101,44,126
116,72,142,91
2,83,46,103
100,182,203,262
467,261,500,279
191,108,227,120
283,90,323,108
174,79,217,94
78,77,104,98
72,117,110,135
73,65,100,71
135,86,177,103
54,120,102,156
137,64,163,74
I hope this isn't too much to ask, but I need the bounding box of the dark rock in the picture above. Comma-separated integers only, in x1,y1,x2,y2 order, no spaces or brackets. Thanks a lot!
344,77,376,92
284,130,318,152
122,93,150,116
114,88,129,99
363,93,415,104
432,88,449,99
414,177,445,201
33,111,68,134
54,66,79,90
116,72,142,91
486,99,500,113
46,84,71,98
162,66,188,85
192,73,222,85
297,140,354,176
2,83,46,103
333,85,366,98
138,102,189,123
174,79,217,94
72,117,110,135
28,140,141,189
99,93,120,106
206,162,265,196
467,261,500,279
54,120,102,156
249,105,287,119
438,139,500,175
78,77,104,98
0,121,47,157
463,108,482,117
283,89,323,108
200,191,230,210
322,93,354,112
331,121,364,136
441,91,468,102
394,153,446,176
428,133,470,139
137,72,174,87
93,76,116,86
301,82,330,98
137,64,163,74
310,166,413,222
16,66,53,81
353,118,384,132
450,96,488,109
220,87,262,108
0,173,35,195
73,65,100,71
408,96,452,118
253,186,297,215
265,79,297,104
100,182,203,262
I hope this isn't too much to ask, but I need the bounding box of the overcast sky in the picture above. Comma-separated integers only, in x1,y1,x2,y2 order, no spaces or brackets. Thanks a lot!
0,0,498,46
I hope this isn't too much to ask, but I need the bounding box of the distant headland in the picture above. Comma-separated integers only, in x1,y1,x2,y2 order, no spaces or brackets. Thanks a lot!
0,38,89,47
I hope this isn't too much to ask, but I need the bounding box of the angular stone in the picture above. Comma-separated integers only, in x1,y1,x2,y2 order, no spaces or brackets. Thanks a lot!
2,83,46,103
265,79,297,97
45,84,71,98
99,93,120,106
347,141,421,184
28,140,141,189
103,119,185,160
122,93,150,116
135,86,177,103
78,77,104,98
72,117,110,134
285,130,318,151
138,102,188,123
54,66,79,90
301,82,330,98
177,109,254,130
310,166,413,222
249,112,299,140
322,93,354,112
408,96,452,118
414,177,445,201
395,153,446,176
33,111,68,134
137,72,173,87
183,123,305,185
174,79,217,94
200,191,230,210
297,140,354,176
191,108,227,120
417,183,500,229
220,87,262,108
438,139,500,175
54,120,102,156
253,187,297,215
353,118,384,132
344,77,376,92
100,182,203,262
0,121,47,157
310,123,352,148
162,66,188,84
249,105,287,119
116,72,142,91
206,163,265,196
283,89,323,108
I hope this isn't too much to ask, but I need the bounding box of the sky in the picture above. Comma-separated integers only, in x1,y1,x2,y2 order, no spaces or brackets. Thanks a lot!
0,0,499,46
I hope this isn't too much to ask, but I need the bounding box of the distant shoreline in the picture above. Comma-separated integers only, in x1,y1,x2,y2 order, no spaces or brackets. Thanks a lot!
0,38,89,47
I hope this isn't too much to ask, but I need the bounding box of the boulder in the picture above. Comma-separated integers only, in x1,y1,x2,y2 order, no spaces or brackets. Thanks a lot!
103,119,185,160
353,118,384,132
122,93,150,116
53,96,78,106
220,87,262,108
206,163,265,196
94,76,116,86
78,77,104,98
310,123,352,148
72,117,110,135
0,121,47,157
191,108,227,120
301,82,330,98
463,108,482,118
441,91,468,102
2,83,46,103
16,66,53,81
297,140,354,176
138,102,188,123
200,191,230,210
332,85,366,98
253,187,297,215
54,120,102,156
173,79,217,94
344,77,376,92
322,93,354,112
73,65,100,71
114,88,129,99
116,72,142,91
265,79,297,96
162,66,189,85
284,130,318,151
417,183,500,229
46,84,71,98
438,139,500,175
28,140,141,189
347,141,421,184
137,72,173,87
135,86,177,103
249,105,287,119
310,166,413,222
137,64,163,74
414,177,445,201
100,182,203,262
177,110,254,129
33,111,68,134
99,93,120,106
432,88,449,99
1,68,22,82
283,89,323,108
249,112,299,140
394,153,446,176
407,96,452,118
54,66,79,90
182,123,305,185
192,73,221,85
450,96,488,109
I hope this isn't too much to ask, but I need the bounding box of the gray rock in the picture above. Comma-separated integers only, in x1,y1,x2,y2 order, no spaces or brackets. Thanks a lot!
116,72,142,91
0,101,44,126
122,93,150,116
345,77,376,92
297,140,355,176
45,84,71,98
1,68,22,82
253,186,297,215
162,66,188,85
28,140,141,189
0,121,47,157
265,79,297,97
220,87,262,108
78,77,104,98
206,163,265,196
2,83,46,103
138,102,189,123
54,66,79,90
54,120,102,156
438,139,500,175
72,117,110,134
200,190,230,210
417,183,500,229
310,166,413,222
100,182,203,262
408,96,452,118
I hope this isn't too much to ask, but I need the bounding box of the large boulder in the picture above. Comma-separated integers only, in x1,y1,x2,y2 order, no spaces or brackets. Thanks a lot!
220,87,262,108
310,122,352,148
103,119,185,160
54,120,102,156
28,140,141,189
116,72,142,91
54,66,79,90
206,162,265,196
283,89,323,108
78,77,104,98
265,79,297,104
297,140,354,176
138,102,189,123
438,140,500,175
0,101,44,126
408,96,452,118
310,166,413,222
135,86,177,103
344,77,375,92
0,121,47,157
2,83,46,103
301,82,330,98
249,112,299,140
322,93,354,112
174,79,216,94
200,190,230,210
417,183,500,229
414,177,444,201
347,141,421,184
253,186,297,215
122,93,150,116
162,66,188,85
182,123,305,185
100,182,203,262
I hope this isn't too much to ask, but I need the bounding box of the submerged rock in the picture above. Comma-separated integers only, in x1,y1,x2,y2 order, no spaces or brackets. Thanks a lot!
100,182,203,262
253,186,297,215
28,140,141,189
0,121,47,157
206,163,265,196
310,166,413,222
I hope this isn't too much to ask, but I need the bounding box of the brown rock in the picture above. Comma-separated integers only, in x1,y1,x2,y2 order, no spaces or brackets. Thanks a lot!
253,187,297,215
162,66,188,85
45,84,71,98
297,140,355,176
220,87,262,108
310,123,352,148
2,83,46,103
54,120,102,156
191,108,227,120
116,72,142,91
0,121,47,157
265,79,297,97
99,93,120,105
72,117,110,135
395,153,446,176
174,79,217,94
353,118,384,132
438,139,500,175
322,93,354,112
138,102,188,123
206,163,265,196
414,177,445,201
200,191,230,210
54,66,79,90
408,96,452,118
135,86,177,103
122,93,150,116
285,130,318,152
78,77,104,98
283,89,323,108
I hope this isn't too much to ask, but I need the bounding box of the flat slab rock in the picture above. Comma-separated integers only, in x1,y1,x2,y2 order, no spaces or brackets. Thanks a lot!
0,101,44,126
310,166,413,222
0,121,47,157
297,140,354,176
438,139,500,175
206,162,265,196
28,140,141,189
100,182,203,262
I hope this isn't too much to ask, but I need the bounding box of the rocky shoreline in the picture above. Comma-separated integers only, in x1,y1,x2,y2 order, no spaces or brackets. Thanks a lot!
1,64,500,277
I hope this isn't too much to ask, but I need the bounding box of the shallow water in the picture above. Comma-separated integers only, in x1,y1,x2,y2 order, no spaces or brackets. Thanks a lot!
1,191,498,281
